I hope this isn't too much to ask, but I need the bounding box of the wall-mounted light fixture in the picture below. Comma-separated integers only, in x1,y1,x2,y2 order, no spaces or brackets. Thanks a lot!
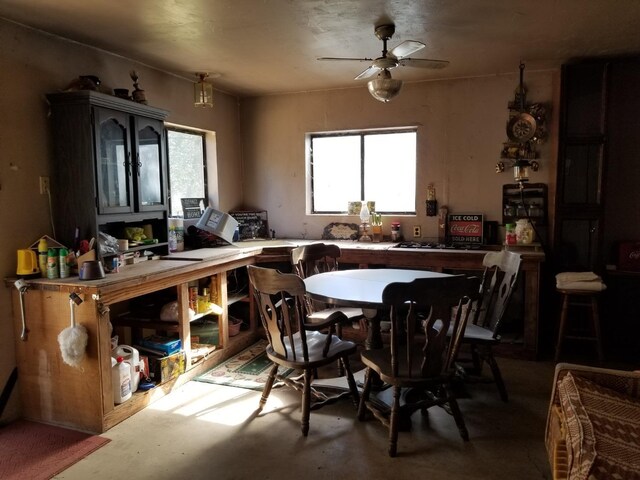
194,72,214,108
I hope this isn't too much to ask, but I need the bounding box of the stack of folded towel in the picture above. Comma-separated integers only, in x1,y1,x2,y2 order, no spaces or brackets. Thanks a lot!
556,272,607,291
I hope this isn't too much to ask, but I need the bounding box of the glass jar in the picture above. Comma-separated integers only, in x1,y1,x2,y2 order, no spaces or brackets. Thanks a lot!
503,203,515,217
515,219,534,244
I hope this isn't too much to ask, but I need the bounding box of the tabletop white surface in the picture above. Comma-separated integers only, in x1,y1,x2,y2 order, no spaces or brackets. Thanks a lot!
303,268,450,309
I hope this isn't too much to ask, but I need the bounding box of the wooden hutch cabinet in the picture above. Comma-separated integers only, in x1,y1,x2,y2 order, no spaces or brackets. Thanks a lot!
46,90,170,257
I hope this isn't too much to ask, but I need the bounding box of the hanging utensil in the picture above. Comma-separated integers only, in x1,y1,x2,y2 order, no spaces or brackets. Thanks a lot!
14,279,29,341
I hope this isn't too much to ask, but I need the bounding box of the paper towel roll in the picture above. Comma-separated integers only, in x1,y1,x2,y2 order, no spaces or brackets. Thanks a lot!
168,218,184,252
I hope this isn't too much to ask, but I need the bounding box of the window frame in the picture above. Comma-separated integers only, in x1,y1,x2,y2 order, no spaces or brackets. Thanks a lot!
165,126,209,218
309,127,417,215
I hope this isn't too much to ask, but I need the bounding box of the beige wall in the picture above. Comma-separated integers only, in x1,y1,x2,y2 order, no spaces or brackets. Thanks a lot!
240,70,558,241
0,18,559,422
0,19,243,422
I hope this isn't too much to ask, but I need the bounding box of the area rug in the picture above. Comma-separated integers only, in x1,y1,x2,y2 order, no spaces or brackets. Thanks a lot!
194,339,295,390
0,420,110,480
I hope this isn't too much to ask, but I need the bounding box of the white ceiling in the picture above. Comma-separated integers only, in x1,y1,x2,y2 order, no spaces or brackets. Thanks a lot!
2,0,640,97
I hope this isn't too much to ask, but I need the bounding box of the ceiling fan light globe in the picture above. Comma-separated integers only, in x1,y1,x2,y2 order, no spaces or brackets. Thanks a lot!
367,77,403,102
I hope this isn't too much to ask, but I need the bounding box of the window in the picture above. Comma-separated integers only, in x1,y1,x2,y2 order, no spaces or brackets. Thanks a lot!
309,129,417,214
166,128,207,217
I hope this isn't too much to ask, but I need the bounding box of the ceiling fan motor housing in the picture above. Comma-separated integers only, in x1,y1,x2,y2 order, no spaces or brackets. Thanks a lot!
375,24,396,41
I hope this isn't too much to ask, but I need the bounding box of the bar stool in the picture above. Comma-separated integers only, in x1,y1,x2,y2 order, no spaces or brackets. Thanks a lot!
554,288,604,362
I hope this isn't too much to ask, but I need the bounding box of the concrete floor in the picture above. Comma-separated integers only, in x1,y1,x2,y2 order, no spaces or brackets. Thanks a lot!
54,355,556,480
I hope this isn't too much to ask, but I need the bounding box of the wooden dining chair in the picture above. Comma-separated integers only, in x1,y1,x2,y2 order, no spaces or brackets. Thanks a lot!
291,243,365,374
291,242,365,330
456,250,522,402
247,265,360,436
357,274,480,457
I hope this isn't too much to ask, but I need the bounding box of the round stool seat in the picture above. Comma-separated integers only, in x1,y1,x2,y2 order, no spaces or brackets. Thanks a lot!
554,287,604,362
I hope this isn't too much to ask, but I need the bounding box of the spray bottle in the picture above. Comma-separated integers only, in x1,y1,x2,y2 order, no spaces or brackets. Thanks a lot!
38,237,48,277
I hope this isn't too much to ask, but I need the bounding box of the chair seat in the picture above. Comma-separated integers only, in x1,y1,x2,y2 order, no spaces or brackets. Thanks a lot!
306,307,363,323
433,320,499,344
267,330,357,369
360,346,447,387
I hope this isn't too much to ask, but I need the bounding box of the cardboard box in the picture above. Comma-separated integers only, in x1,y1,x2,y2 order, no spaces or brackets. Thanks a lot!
149,351,185,383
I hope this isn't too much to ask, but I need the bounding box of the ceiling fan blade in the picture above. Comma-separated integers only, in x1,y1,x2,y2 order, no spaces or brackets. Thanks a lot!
389,40,425,59
354,66,380,80
317,57,374,62
398,58,450,69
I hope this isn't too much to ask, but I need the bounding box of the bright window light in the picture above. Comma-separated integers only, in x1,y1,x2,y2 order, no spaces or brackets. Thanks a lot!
167,129,207,217
309,129,417,214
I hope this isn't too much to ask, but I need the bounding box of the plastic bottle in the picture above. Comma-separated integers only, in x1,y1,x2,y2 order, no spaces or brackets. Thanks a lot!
59,247,70,278
46,248,59,279
112,345,140,393
505,224,517,245
112,356,132,404
38,237,48,277
391,221,401,242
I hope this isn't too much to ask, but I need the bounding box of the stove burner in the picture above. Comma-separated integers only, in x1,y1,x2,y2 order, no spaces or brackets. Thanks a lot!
393,241,482,250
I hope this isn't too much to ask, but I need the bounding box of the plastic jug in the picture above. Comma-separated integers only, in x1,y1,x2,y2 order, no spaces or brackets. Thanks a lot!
112,345,140,392
112,356,132,404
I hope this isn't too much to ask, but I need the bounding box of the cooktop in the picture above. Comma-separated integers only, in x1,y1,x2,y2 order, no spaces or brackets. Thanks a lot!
393,241,483,250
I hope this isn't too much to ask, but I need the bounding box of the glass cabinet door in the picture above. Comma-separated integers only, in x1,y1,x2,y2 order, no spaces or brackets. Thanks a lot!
134,117,166,211
94,108,133,214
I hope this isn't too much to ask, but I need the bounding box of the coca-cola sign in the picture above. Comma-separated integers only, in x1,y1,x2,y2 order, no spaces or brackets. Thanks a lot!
448,214,484,244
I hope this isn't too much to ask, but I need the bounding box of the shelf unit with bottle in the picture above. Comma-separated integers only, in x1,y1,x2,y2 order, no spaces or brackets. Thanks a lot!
502,183,548,227
9,253,259,434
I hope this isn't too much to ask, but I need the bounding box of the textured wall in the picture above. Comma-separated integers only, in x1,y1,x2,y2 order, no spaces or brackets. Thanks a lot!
0,19,243,422
240,71,558,241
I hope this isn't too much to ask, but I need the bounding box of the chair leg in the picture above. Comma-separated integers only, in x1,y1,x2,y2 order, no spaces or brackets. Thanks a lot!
591,296,604,362
470,344,483,375
341,356,360,407
301,368,312,436
258,363,279,411
555,294,570,362
388,386,401,457
358,368,372,421
445,385,469,441
336,323,345,376
485,351,508,402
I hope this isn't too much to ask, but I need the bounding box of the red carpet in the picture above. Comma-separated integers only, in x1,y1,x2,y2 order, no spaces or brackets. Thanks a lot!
0,420,110,479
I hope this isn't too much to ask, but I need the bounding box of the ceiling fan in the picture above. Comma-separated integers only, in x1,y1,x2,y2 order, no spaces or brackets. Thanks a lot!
318,24,449,102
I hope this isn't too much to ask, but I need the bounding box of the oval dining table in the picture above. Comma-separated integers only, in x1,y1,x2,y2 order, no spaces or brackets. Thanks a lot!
303,268,451,349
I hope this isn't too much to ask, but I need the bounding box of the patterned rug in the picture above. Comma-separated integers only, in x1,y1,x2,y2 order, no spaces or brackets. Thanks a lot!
194,339,295,390
0,420,110,480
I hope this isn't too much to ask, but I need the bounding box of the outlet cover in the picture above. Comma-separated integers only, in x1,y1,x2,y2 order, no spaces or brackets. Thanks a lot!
413,225,421,238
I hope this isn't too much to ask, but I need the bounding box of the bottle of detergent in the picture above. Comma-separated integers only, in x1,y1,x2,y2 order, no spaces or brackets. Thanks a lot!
112,356,132,404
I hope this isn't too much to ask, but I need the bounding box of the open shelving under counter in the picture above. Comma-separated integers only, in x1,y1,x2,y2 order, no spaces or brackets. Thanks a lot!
7,250,262,433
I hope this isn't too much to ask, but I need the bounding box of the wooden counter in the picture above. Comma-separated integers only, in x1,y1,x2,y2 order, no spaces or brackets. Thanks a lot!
8,240,543,433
